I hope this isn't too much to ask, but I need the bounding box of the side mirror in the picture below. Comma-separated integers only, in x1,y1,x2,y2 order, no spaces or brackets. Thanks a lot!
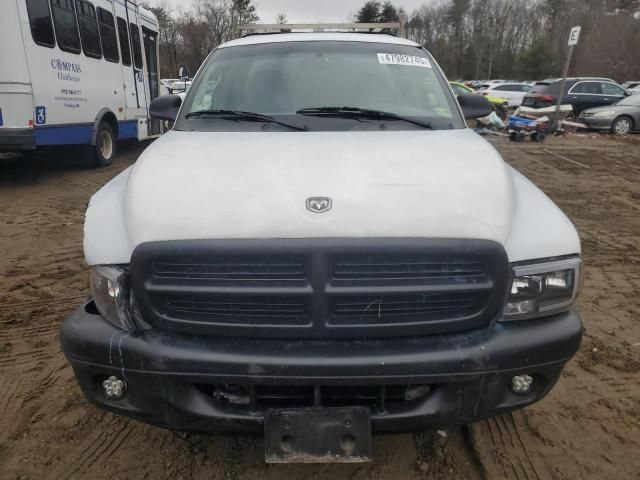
178,66,189,81
150,95,182,122
457,93,493,120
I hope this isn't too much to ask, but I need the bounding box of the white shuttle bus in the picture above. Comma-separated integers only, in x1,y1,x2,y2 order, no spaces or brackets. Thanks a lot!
0,0,160,166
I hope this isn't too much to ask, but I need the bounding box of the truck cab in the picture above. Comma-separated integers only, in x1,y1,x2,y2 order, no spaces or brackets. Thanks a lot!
61,31,582,463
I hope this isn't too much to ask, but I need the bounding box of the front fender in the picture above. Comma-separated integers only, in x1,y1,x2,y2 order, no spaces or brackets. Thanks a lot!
84,167,133,265
503,166,581,262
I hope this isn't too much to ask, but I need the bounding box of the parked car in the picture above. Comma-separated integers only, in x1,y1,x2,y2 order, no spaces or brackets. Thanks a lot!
522,78,628,116
578,93,640,134
478,83,533,107
622,81,640,95
61,30,582,463
449,81,508,110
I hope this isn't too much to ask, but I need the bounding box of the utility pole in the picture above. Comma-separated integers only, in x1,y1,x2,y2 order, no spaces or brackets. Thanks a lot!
554,26,581,131
399,11,408,38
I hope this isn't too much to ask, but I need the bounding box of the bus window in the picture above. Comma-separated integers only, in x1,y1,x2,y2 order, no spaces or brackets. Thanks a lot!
26,0,55,48
116,17,131,66
75,0,102,59
51,0,81,54
129,23,143,69
97,7,119,63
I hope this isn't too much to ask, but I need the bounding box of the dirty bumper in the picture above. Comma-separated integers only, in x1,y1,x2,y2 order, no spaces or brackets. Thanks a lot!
61,302,582,434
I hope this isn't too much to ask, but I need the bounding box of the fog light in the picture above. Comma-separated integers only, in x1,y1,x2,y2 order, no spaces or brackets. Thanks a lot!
102,376,127,400
510,375,533,395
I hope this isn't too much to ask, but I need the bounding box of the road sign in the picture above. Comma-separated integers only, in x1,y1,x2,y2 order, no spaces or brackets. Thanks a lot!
554,26,582,131
568,26,581,46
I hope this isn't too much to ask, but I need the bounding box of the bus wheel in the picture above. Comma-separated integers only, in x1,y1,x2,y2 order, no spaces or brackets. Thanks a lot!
91,122,116,167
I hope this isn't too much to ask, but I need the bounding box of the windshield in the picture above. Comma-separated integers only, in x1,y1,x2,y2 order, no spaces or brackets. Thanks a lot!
177,41,464,132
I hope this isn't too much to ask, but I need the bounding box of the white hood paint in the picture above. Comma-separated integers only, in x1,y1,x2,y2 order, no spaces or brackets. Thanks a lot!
127,129,512,241
84,129,580,265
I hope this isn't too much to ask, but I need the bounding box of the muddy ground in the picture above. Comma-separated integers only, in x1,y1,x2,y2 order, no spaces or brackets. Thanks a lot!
0,134,639,480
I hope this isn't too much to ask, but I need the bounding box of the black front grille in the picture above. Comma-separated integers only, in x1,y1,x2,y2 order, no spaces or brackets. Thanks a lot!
131,239,509,339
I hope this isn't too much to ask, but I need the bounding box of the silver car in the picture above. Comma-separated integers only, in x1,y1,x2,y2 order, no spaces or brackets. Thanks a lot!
578,94,640,134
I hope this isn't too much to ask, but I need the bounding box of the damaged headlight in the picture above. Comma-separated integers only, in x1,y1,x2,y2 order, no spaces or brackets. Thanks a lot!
90,266,135,330
502,257,582,321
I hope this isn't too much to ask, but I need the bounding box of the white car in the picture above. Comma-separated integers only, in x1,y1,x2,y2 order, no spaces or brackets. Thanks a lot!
61,31,583,464
622,81,640,95
479,82,533,107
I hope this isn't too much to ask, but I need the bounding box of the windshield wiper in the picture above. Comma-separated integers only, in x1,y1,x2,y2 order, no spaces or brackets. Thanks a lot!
184,110,307,131
296,107,433,129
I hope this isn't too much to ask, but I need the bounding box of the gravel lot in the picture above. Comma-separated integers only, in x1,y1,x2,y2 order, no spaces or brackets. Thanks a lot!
0,134,638,479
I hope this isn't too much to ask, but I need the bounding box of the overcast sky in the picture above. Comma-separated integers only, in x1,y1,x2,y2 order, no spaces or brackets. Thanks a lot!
146,0,429,23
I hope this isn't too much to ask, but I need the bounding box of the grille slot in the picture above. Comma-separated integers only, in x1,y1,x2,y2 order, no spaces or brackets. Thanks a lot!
203,383,432,411
333,254,486,283
152,255,306,285
331,293,484,325
161,295,309,325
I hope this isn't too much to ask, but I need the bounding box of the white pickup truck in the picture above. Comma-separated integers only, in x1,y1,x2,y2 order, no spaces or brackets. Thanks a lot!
61,31,582,463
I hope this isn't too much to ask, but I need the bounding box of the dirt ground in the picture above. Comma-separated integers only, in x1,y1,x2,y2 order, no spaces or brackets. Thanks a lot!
1,134,639,480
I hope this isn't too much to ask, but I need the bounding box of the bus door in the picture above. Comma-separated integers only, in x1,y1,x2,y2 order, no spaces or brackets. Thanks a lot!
113,2,136,112
113,1,146,137
142,26,160,135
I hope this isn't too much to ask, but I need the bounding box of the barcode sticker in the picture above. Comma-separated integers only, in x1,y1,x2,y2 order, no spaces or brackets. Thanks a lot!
377,53,432,68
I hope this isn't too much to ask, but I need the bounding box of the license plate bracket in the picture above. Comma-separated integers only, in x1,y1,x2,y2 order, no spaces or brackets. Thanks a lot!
264,407,372,463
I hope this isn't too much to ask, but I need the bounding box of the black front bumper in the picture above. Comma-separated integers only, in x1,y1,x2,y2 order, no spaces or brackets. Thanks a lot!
0,128,35,151
61,302,582,433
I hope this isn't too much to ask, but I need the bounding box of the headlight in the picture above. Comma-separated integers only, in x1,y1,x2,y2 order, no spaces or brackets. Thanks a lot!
90,266,135,330
592,110,616,117
502,257,581,321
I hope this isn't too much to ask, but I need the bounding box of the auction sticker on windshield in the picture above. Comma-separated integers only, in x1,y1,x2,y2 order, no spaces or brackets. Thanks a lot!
377,53,432,68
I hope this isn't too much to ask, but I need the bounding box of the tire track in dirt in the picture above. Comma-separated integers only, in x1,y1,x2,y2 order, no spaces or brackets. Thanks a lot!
0,375,21,420
471,413,549,480
60,423,134,480
0,295,87,314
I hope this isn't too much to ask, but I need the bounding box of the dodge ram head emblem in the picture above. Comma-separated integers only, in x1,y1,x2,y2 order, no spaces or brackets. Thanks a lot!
306,197,332,213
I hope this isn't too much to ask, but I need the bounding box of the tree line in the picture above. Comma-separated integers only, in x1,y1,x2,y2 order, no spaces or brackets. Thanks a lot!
359,0,640,81
146,0,640,82
144,0,259,78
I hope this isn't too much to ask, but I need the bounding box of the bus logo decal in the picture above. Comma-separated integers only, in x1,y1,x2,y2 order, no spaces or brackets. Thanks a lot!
35,107,46,125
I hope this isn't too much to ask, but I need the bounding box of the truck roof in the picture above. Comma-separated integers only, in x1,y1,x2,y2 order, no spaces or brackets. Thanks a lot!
220,33,420,49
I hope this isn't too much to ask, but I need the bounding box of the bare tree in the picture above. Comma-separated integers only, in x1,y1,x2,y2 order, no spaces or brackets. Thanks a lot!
402,0,639,80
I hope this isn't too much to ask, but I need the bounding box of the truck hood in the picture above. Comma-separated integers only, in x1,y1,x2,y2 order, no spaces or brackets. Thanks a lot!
123,129,514,246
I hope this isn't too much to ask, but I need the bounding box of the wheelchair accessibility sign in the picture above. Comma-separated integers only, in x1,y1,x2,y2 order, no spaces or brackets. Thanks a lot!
35,106,46,125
